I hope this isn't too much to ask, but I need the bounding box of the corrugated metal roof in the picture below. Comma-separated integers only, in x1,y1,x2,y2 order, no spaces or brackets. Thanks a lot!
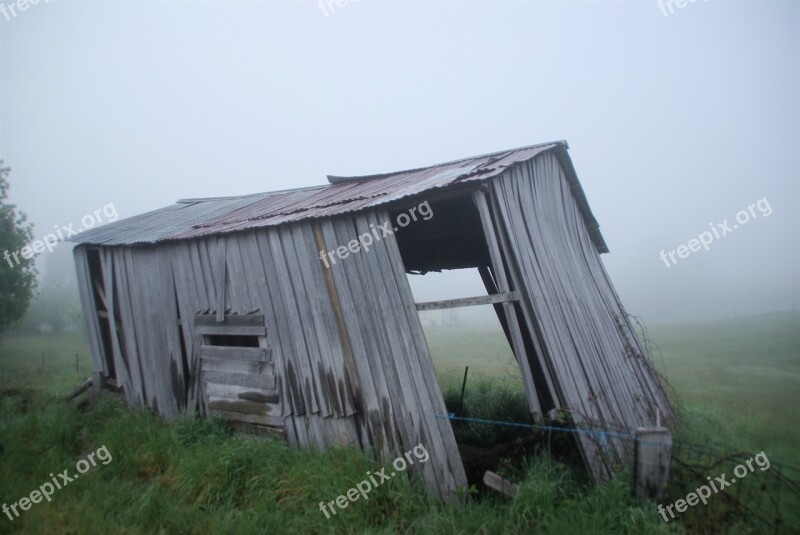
71,140,607,251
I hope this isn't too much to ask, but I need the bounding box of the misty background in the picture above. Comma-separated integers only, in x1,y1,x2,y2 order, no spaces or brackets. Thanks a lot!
1,0,798,329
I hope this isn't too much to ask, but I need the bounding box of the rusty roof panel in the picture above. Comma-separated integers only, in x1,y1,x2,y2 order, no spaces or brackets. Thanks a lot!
72,141,605,248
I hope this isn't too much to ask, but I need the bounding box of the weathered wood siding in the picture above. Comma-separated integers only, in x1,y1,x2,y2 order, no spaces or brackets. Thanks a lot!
489,151,673,481
74,212,467,500
317,210,468,499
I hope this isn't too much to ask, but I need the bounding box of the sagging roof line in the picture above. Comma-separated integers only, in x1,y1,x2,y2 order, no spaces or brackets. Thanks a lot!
327,139,569,184
70,140,605,251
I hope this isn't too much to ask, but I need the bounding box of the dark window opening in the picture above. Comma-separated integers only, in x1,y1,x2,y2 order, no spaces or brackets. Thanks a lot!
203,334,260,348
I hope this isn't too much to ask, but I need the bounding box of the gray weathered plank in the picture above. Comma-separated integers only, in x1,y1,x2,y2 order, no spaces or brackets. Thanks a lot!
202,370,276,390
195,324,267,337
483,471,519,497
415,292,519,311
205,382,278,402
208,397,280,415
200,357,273,376
195,314,266,327
209,409,284,428
199,346,269,361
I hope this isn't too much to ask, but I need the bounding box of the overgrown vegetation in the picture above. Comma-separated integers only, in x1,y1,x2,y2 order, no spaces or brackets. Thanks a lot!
0,163,37,333
0,391,674,534
442,379,533,447
1,312,797,533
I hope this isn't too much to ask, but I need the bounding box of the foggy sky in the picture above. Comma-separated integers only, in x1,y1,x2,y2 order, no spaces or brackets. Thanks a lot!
2,0,798,324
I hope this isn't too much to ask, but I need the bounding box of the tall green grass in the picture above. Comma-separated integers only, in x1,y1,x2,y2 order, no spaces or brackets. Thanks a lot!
2,311,797,534
441,378,533,447
0,391,675,534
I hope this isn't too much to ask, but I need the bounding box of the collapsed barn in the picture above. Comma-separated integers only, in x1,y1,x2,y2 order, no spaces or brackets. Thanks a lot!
71,141,673,500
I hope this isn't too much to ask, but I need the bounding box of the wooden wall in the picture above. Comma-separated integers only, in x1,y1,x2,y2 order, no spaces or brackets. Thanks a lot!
489,151,673,481
74,211,468,501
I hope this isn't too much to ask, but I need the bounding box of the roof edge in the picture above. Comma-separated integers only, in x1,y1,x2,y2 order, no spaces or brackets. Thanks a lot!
551,145,609,254
327,140,569,185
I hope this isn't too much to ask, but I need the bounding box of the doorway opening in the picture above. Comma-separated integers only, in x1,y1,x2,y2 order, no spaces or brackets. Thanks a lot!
390,193,575,490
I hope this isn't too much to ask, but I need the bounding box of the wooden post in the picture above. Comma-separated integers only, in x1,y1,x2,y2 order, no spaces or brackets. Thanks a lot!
458,366,469,415
634,426,672,501
91,371,104,398
483,471,518,498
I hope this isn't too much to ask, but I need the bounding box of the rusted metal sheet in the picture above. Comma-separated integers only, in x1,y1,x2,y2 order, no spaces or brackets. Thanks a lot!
71,141,605,252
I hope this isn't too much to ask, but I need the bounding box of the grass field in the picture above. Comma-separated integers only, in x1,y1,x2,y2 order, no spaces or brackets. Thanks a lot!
647,313,800,469
423,312,800,468
422,312,800,532
0,312,797,533
0,332,92,396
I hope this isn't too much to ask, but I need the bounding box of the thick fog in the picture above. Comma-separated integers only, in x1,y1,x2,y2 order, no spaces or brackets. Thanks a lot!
2,0,797,324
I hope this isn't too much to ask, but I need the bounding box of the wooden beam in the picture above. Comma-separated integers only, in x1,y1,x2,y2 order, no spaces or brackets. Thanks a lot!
202,370,276,390
64,377,93,401
195,325,266,337
201,357,273,375
205,382,278,402
483,471,518,498
474,189,543,420
195,314,266,327
209,409,284,428
208,397,280,415
415,292,519,311
199,346,269,361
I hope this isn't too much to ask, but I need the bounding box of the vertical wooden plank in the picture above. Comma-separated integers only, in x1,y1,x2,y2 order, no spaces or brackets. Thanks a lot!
347,212,445,495
216,237,227,321
73,247,107,376
262,228,321,415
224,236,254,314
365,209,468,499
238,231,294,416
320,218,393,460
277,225,334,418
101,249,134,405
168,242,203,412
255,230,314,415
473,189,543,420
311,223,360,417
112,248,148,406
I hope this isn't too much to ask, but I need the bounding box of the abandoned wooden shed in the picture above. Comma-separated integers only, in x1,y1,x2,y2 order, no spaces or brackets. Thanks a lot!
71,141,673,500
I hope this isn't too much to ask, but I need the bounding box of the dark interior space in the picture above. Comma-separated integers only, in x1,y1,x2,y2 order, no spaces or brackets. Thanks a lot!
390,193,490,273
